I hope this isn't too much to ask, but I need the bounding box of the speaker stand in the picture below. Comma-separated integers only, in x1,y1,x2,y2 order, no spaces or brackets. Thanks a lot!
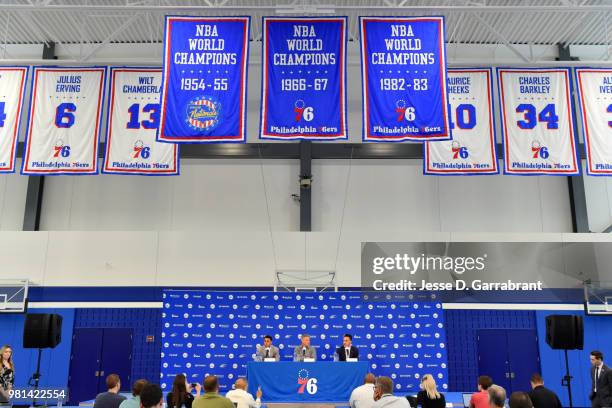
28,348,46,408
561,349,574,408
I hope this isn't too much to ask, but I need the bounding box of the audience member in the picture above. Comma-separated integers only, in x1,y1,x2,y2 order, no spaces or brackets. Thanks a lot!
470,376,493,408
590,350,612,408
167,374,201,408
416,374,445,408
119,379,148,408
349,373,376,408
372,376,411,408
93,374,126,408
488,385,506,408
139,384,163,408
193,375,234,408
226,378,261,408
528,373,561,408
509,392,533,408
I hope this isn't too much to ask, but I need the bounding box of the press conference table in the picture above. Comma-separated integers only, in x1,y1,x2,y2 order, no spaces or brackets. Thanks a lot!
247,361,369,403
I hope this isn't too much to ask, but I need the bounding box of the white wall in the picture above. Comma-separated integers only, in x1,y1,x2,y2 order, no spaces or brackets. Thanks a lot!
0,232,607,288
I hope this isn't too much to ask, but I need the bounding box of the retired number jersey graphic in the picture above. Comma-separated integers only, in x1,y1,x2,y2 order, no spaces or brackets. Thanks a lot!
103,68,179,175
22,67,106,175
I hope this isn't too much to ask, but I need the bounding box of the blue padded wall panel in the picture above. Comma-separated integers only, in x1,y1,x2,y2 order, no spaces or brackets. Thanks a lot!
73,309,161,384
444,309,537,392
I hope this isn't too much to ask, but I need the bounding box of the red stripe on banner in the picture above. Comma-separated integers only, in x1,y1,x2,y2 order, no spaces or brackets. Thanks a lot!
260,18,347,139
363,17,449,141
158,17,247,142
25,68,104,173
105,68,177,174
0,68,26,171
425,69,497,174
500,69,578,174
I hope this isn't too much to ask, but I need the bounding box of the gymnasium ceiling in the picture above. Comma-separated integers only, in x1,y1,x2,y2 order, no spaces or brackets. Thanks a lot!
0,1,610,50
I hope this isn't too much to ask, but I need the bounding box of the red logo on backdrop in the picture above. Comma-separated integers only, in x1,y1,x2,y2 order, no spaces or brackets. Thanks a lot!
297,369,309,394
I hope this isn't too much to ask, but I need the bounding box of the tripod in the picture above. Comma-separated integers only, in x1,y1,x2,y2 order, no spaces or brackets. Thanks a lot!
561,349,574,408
27,348,46,408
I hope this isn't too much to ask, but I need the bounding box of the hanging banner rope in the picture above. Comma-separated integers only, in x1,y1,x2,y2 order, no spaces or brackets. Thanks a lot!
360,16,450,142
158,16,250,143
575,68,612,176
497,68,579,175
424,68,498,175
103,67,179,176
22,67,106,175
0,67,27,173
259,17,347,140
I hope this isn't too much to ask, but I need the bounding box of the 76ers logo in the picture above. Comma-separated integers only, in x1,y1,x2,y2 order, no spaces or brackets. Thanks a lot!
297,369,318,395
186,96,221,131
294,100,314,122
395,100,415,122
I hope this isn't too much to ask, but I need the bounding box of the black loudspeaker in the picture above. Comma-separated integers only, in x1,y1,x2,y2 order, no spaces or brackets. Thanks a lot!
545,314,584,350
23,313,63,349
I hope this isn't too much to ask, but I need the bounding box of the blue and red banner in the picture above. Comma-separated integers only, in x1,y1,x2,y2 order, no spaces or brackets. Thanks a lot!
158,16,250,143
260,17,347,140
360,16,450,142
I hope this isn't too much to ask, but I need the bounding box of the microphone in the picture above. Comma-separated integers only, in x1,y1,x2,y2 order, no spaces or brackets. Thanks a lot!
302,347,306,356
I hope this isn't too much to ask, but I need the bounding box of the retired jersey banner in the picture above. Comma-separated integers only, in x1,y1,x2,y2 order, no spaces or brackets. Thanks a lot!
260,17,347,140
498,68,579,175
575,68,612,175
103,68,179,176
360,16,450,142
0,67,28,173
158,16,250,143
22,67,106,175
424,68,498,175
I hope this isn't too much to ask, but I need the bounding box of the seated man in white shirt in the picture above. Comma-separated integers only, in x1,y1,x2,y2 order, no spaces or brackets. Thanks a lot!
372,376,411,408
350,373,376,408
226,378,262,408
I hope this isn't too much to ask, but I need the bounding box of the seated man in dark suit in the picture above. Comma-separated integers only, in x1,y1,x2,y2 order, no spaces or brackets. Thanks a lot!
528,373,561,408
336,334,359,361
590,350,612,408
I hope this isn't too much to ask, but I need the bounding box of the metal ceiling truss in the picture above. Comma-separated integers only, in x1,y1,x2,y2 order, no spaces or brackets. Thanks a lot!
0,1,610,64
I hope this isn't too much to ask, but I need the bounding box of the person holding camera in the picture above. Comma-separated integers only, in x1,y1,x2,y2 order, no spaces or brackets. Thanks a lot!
167,374,201,408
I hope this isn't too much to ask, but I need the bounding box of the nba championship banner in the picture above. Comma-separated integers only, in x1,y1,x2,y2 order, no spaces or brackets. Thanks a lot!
497,68,579,175
424,68,498,175
575,68,612,175
0,67,28,173
158,16,250,143
22,67,106,175
360,16,450,142
161,290,448,394
103,68,179,175
260,17,347,140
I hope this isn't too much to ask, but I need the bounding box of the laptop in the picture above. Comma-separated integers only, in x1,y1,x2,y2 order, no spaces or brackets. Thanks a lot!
462,393,473,408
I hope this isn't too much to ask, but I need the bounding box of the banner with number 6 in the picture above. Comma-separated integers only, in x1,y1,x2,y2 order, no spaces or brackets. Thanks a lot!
0,67,28,173
22,67,106,175
103,67,179,175
497,68,579,175
424,68,498,175
575,68,612,176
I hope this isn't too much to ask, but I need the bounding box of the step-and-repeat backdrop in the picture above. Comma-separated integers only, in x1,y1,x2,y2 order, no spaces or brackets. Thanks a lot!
160,290,448,394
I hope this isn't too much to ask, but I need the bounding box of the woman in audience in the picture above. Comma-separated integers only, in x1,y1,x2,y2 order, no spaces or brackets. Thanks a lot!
0,345,14,403
167,374,201,408
416,374,446,408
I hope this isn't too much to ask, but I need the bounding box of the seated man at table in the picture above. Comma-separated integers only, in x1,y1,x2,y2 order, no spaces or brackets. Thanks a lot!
294,334,317,361
336,334,359,361
255,335,280,361
372,376,410,408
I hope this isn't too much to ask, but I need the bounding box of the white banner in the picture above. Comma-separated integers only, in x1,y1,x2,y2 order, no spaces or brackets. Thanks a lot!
103,68,178,175
424,68,498,175
575,68,612,176
0,67,27,173
22,67,106,175
497,68,579,175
